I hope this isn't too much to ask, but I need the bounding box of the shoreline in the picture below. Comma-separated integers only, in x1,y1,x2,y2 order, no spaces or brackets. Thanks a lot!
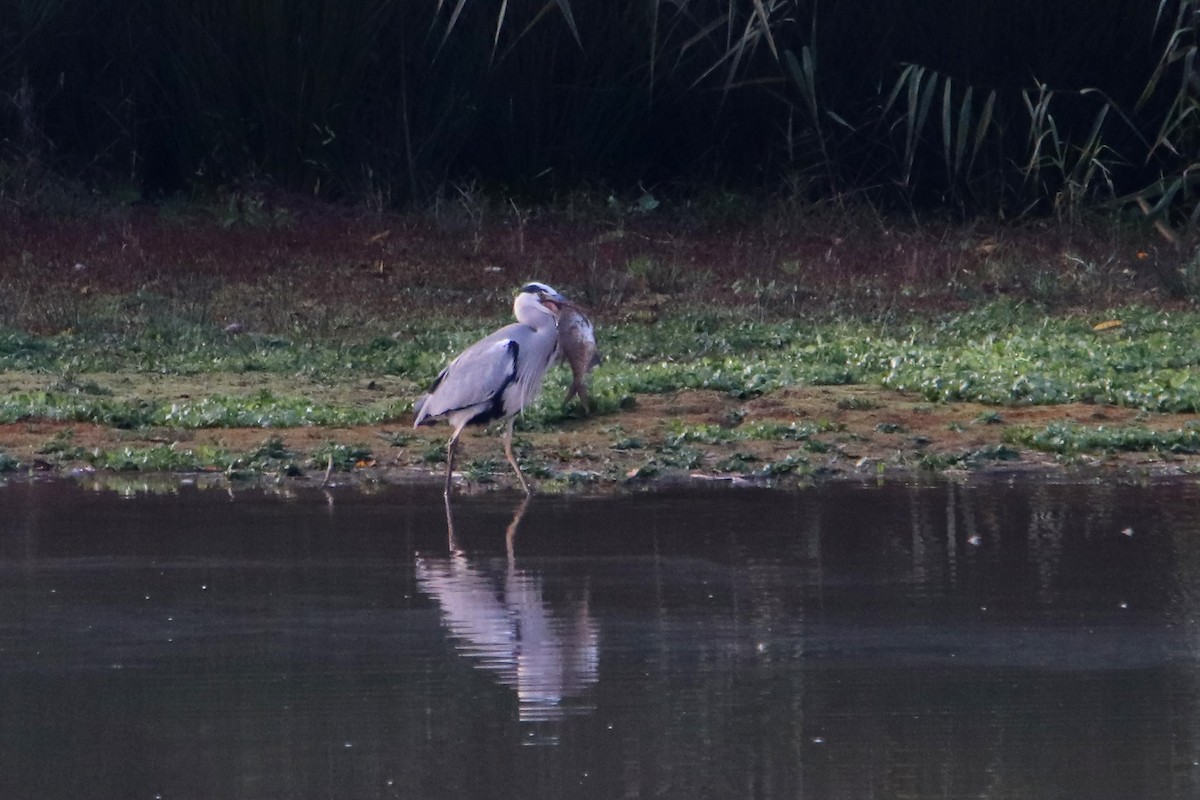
2,385,1197,493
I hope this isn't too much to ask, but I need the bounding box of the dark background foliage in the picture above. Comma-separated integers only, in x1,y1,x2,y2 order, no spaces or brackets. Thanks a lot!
1,0,1196,218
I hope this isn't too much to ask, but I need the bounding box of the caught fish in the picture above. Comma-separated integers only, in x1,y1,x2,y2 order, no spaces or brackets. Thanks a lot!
557,304,601,414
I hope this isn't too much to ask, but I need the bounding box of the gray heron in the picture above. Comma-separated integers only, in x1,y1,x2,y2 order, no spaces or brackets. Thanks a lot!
414,282,571,494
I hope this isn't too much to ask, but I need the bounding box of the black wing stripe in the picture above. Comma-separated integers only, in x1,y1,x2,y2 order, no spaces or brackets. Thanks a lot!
465,340,519,425
425,366,449,394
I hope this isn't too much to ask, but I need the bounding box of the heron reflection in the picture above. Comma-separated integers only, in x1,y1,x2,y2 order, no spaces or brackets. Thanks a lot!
414,497,599,724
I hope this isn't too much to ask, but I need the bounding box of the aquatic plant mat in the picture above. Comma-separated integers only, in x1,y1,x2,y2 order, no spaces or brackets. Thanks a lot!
1,210,1198,490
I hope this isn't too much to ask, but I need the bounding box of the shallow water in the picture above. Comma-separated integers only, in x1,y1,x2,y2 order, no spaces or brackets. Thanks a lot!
2,477,1200,799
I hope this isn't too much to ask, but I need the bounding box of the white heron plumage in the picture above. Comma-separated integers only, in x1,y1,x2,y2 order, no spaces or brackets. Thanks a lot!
414,282,569,494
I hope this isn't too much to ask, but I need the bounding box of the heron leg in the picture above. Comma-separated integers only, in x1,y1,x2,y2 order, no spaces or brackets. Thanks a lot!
444,428,462,496
443,491,461,554
505,495,531,564
503,417,531,495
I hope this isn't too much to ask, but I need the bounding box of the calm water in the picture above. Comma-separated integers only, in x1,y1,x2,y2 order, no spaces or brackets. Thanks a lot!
2,476,1200,799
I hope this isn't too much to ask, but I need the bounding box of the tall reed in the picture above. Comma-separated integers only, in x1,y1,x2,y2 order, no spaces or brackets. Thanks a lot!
0,0,1194,222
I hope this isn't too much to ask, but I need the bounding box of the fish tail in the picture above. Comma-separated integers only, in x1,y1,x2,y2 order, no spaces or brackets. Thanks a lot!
566,379,591,414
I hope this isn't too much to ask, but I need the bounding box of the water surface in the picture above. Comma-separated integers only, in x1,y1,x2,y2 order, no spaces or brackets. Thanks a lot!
2,477,1200,799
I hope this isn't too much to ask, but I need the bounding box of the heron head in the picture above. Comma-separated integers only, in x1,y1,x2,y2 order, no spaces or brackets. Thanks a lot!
518,282,568,314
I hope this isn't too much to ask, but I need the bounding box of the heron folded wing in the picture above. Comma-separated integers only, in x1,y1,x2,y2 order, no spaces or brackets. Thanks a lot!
415,338,519,422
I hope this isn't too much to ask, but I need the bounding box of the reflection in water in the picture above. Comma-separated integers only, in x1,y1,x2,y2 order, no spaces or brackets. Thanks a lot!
4,478,1200,798
415,496,599,727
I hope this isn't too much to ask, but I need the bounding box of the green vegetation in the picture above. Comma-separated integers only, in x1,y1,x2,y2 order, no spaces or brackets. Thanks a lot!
2,243,1200,486
0,291,1190,484
919,444,1023,471
877,305,1200,411
527,303,1200,416
666,420,840,446
1006,423,1200,456
0,390,406,429
4,301,1200,427
310,442,375,472
3,435,379,479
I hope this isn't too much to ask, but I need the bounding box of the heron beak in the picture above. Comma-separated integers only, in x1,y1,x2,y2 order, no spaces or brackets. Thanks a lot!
555,297,590,315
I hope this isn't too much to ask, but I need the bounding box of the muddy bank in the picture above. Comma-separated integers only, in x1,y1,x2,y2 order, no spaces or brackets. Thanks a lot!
2,386,1197,493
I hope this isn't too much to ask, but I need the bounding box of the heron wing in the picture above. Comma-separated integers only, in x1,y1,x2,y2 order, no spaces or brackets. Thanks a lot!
414,336,519,425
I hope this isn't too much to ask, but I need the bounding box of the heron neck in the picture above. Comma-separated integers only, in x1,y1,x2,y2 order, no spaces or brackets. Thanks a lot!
513,301,556,330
